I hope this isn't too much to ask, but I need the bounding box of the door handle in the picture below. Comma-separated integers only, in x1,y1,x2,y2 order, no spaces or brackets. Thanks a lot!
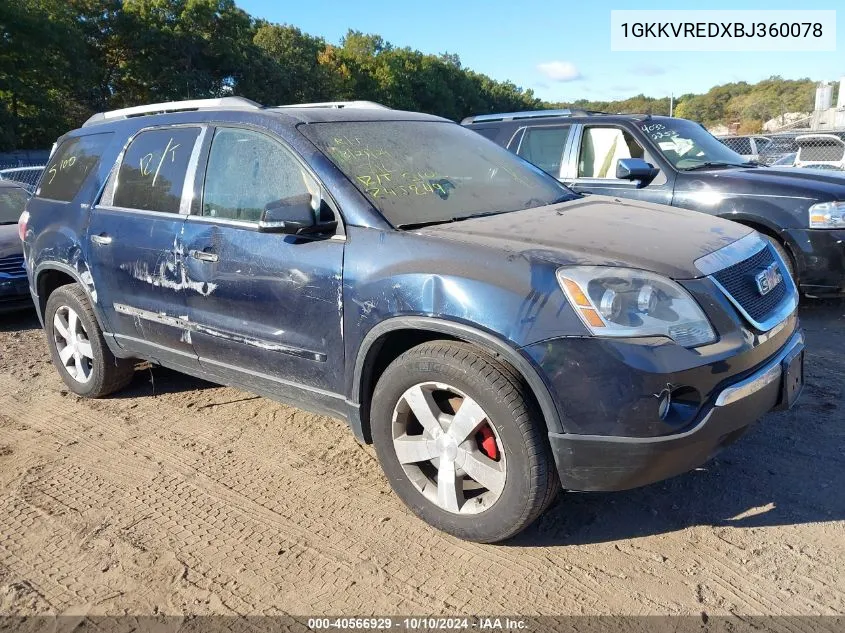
188,249,219,263
90,234,112,245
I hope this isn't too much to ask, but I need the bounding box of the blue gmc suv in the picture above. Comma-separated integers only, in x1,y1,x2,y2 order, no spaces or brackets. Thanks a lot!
20,98,804,542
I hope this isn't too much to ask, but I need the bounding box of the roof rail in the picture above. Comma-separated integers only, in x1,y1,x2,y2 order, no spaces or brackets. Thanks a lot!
460,108,603,125
82,97,262,127
276,100,389,110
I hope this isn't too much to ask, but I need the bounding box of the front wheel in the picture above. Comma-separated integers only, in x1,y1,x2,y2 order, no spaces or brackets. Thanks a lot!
370,341,559,543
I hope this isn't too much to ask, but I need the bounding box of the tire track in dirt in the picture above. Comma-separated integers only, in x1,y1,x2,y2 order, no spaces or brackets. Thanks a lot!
0,405,432,613
2,306,845,616
0,369,635,615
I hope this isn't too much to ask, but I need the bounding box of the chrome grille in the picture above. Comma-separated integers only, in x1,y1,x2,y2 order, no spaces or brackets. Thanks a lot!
712,245,792,325
712,246,787,323
696,233,797,331
0,254,25,277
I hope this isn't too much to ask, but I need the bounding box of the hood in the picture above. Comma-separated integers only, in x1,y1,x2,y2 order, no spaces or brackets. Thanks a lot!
0,224,23,260
418,195,752,280
682,166,845,201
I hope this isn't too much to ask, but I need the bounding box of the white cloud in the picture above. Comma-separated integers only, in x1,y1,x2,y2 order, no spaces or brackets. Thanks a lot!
537,61,582,82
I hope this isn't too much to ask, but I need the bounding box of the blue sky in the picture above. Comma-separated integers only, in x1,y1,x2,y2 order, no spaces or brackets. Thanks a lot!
236,0,843,103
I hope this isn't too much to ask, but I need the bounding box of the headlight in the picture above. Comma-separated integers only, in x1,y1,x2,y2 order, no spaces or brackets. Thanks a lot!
557,267,716,348
809,201,845,229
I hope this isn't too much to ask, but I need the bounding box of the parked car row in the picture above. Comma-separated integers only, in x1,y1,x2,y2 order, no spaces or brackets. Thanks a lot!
720,131,845,169
769,134,845,171
718,134,772,163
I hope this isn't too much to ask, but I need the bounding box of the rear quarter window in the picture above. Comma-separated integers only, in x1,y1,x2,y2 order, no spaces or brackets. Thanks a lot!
469,126,503,142
37,133,114,202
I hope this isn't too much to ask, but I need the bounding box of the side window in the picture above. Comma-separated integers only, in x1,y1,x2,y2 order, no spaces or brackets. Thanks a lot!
577,127,646,179
37,133,113,202
112,127,200,213
516,126,570,177
202,128,317,223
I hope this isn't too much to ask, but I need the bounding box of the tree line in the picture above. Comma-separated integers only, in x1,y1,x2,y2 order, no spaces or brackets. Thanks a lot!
0,0,543,150
0,0,826,150
552,77,826,135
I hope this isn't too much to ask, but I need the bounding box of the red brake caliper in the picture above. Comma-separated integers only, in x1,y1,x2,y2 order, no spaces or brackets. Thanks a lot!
477,425,498,460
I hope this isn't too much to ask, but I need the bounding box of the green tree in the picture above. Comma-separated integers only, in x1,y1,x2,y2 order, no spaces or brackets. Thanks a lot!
115,0,254,104
249,23,338,105
0,0,92,149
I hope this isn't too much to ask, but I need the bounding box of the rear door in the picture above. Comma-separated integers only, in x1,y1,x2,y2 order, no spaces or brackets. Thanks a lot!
180,125,346,397
562,124,674,206
86,125,205,366
509,125,572,179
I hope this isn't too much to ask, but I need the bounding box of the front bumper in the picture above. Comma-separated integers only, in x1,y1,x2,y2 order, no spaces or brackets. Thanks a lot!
0,275,32,313
541,329,804,492
783,228,845,296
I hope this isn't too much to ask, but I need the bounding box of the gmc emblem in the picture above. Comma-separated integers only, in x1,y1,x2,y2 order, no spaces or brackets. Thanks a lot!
755,262,783,296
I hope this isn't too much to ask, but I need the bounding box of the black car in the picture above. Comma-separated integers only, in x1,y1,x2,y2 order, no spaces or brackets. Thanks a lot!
0,179,32,312
22,97,803,542
463,110,845,298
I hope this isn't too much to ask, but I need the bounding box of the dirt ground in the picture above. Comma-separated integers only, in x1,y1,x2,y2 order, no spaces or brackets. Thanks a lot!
0,300,843,619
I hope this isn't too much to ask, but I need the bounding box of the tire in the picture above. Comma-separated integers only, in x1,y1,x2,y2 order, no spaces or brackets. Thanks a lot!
370,341,560,543
44,283,135,398
762,234,796,283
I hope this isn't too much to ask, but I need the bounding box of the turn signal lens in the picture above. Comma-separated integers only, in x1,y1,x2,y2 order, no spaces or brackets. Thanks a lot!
580,308,606,328
561,278,591,307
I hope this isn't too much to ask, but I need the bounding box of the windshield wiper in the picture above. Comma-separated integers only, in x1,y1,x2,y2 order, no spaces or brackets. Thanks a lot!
397,218,456,230
682,161,749,171
398,197,573,230
399,210,511,230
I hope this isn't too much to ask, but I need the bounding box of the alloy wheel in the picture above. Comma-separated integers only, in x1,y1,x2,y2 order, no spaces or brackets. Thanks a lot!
391,382,506,515
52,305,94,383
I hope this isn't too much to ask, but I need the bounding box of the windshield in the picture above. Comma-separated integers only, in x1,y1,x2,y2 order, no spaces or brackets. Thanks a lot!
0,186,29,224
639,118,749,170
302,121,576,227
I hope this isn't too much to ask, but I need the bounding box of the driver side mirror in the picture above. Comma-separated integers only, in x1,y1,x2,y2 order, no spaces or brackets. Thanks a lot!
258,193,338,235
616,158,660,187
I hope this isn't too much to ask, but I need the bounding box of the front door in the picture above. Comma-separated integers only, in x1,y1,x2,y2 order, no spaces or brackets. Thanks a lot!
86,125,204,367
563,125,674,206
180,126,345,400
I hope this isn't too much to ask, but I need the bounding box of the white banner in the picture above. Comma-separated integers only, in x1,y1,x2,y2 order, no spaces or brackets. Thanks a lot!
610,10,836,52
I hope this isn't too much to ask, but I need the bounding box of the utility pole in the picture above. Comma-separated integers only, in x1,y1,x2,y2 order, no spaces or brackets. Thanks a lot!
669,93,674,117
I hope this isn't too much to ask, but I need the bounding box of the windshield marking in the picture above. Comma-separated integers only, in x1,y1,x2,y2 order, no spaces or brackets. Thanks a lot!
304,121,574,228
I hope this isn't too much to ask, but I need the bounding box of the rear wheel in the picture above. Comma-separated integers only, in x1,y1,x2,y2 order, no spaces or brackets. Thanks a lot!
45,284,135,398
370,341,559,543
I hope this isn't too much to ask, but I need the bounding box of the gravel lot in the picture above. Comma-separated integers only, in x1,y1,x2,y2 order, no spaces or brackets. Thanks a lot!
0,300,843,618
